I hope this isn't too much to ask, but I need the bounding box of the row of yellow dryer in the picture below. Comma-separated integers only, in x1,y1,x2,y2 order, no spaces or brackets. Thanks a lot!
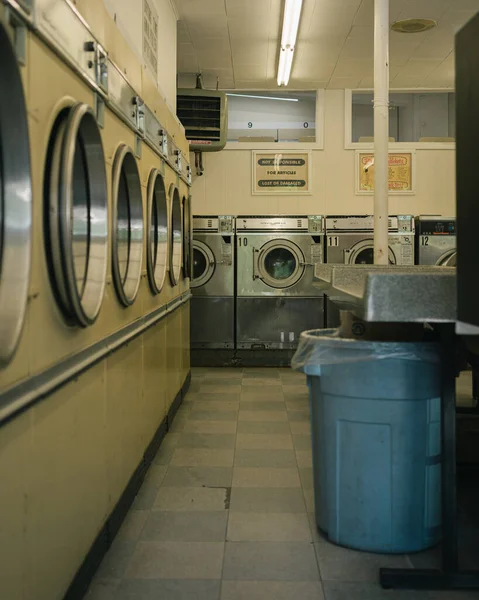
0,0,192,398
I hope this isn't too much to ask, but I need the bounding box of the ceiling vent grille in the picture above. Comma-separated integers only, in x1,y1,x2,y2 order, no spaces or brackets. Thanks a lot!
177,89,228,152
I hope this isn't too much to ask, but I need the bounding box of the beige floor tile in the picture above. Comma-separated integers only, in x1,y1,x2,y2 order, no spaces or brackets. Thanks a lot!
85,580,118,599
183,420,237,434
188,410,238,422
322,581,427,600
116,510,148,542
223,542,319,581
242,378,283,387
236,433,293,450
189,392,242,403
315,542,410,583
295,450,313,468
206,369,243,378
288,409,310,422
234,449,297,468
125,541,224,579
299,467,314,490
177,433,236,449
303,488,315,512
141,511,227,542
238,410,287,422
237,421,291,434
227,512,311,542
171,448,235,467
132,466,168,509
232,467,301,488
225,487,307,513
190,400,239,411
293,434,312,450
153,486,228,511
201,384,242,394
290,422,311,435
162,466,233,488
221,581,324,600
116,579,221,599
241,386,284,397
241,391,285,402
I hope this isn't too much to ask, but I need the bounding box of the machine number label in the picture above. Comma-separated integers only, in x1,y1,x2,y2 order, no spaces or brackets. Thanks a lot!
328,236,339,247
238,237,248,247
422,236,429,246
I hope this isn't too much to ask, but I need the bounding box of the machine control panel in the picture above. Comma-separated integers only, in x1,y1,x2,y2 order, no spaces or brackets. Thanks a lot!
236,216,323,231
308,216,324,233
416,218,456,235
193,215,235,233
326,215,414,233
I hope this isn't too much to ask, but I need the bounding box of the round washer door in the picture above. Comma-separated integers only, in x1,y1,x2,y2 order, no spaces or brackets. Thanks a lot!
182,194,191,279
256,240,305,288
146,169,168,294
437,249,456,267
191,240,215,288
0,21,32,365
45,103,108,326
346,240,395,265
169,185,183,286
111,144,144,306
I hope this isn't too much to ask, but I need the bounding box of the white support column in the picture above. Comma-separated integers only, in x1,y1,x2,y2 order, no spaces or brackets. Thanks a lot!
374,0,389,265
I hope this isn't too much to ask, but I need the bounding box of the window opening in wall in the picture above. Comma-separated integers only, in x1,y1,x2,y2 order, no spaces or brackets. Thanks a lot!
351,91,455,143
227,91,317,143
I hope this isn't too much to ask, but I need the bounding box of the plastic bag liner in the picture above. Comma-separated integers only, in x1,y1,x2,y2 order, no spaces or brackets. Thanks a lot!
291,329,440,375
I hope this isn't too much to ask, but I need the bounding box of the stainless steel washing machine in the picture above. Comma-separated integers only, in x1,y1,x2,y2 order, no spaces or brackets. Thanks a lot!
191,215,235,349
415,216,456,266
324,215,415,327
236,215,325,350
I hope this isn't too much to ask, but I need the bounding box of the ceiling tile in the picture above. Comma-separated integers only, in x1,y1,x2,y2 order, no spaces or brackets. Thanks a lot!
176,0,226,17
328,76,362,89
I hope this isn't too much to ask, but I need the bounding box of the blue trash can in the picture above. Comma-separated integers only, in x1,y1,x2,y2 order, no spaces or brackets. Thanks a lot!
292,329,442,554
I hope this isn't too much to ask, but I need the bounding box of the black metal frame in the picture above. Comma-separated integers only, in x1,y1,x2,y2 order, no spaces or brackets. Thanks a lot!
380,328,479,591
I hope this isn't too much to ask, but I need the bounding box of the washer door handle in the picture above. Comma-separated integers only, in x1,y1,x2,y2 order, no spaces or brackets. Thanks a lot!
252,247,260,280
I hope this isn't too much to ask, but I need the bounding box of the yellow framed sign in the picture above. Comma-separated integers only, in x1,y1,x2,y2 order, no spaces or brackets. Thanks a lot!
252,151,312,195
356,150,416,195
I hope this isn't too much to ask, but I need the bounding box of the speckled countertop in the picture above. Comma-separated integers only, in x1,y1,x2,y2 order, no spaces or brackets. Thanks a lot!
314,264,456,323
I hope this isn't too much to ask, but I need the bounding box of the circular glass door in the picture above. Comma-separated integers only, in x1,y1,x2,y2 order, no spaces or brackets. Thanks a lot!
169,185,183,286
0,22,32,365
45,103,108,327
112,144,144,306
191,240,215,288
182,194,191,279
256,240,304,288
146,169,168,294
347,240,395,265
438,250,456,267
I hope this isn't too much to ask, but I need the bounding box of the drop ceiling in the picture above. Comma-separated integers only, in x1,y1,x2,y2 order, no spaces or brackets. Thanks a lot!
175,0,478,90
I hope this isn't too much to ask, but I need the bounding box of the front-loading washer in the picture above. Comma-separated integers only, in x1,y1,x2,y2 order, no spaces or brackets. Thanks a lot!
324,215,415,327
191,215,235,351
236,215,325,354
415,216,456,266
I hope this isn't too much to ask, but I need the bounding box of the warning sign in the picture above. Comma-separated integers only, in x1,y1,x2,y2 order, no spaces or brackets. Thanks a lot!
143,0,158,78
253,152,311,195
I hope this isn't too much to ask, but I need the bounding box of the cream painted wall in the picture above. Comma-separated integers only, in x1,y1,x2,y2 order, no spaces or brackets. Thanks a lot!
102,0,178,111
191,89,456,218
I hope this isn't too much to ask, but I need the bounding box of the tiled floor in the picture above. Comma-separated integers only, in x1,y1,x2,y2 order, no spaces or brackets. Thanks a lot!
86,367,478,600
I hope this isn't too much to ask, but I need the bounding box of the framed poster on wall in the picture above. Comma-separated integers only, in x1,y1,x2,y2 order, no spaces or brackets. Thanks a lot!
355,150,416,195
252,151,312,195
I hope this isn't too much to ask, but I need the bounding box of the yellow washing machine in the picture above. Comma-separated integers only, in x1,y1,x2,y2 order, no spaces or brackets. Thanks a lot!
0,3,33,388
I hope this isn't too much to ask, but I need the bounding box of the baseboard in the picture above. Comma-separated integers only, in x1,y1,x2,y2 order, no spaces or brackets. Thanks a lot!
234,350,295,367
63,370,191,600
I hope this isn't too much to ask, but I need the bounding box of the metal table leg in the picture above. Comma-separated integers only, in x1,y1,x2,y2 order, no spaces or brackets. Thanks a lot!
380,338,479,591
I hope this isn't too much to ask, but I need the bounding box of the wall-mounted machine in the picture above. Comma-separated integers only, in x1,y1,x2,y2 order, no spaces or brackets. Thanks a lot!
415,217,456,266
190,216,235,351
324,215,415,327
235,215,325,353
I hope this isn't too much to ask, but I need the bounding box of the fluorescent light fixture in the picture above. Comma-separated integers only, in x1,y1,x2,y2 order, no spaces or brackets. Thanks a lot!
226,93,299,102
277,0,303,86
277,48,294,86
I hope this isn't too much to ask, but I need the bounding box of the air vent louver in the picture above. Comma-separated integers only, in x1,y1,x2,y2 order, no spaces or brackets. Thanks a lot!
177,89,228,152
